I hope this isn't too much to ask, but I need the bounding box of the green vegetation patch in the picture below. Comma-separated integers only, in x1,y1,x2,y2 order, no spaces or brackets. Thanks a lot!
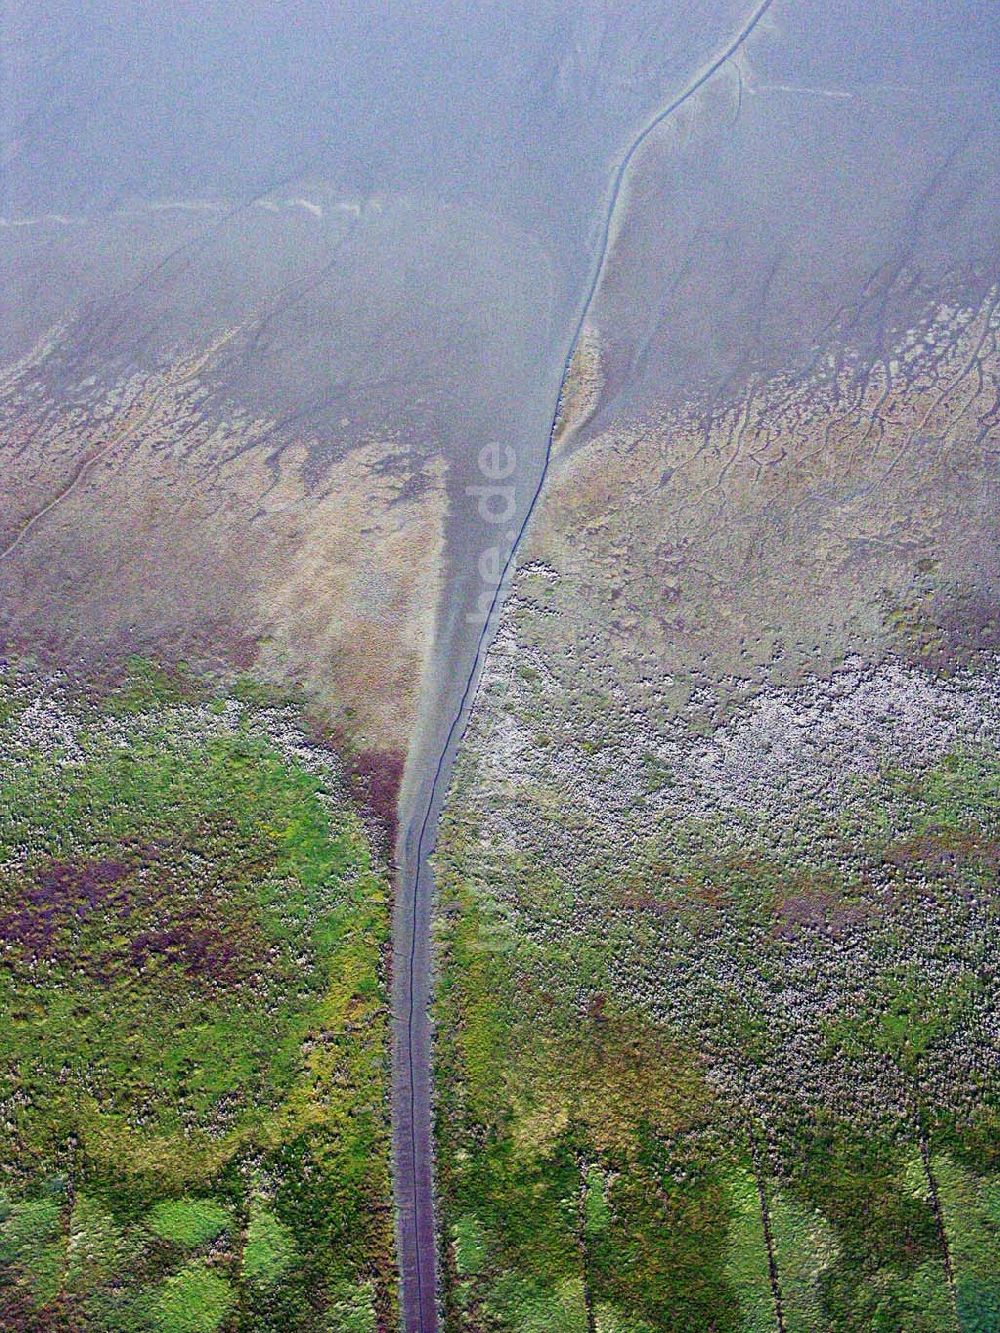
243,1205,297,1286
0,666,395,1329
433,731,1000,1330
154,1264,235,1333
147,1199,232,1248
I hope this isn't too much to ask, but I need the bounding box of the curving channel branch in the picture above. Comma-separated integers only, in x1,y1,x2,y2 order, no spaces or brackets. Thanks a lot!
392,2,778,1328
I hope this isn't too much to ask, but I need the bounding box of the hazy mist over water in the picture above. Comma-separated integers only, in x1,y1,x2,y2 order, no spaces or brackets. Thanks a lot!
6,0,997,404
5,2,753,268
7,2,996,211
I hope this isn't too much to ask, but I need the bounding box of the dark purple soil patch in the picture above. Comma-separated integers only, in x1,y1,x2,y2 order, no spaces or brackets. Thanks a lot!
351,748,405,855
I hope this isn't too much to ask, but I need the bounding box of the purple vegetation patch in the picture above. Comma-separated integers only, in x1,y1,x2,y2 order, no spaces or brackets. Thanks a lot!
0,1284,79,1331
351,748,404,856
0,859,131,962
0,855,259,987
128,916,242,982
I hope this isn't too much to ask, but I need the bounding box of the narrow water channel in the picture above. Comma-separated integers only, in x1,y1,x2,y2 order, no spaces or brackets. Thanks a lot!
389,4,777,1327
